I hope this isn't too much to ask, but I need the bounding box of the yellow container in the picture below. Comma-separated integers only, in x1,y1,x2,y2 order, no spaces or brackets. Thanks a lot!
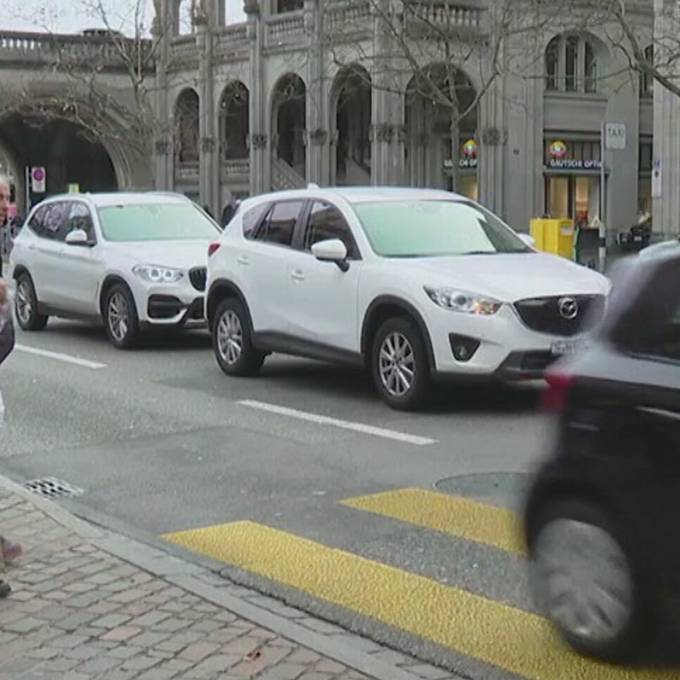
529,218,575,259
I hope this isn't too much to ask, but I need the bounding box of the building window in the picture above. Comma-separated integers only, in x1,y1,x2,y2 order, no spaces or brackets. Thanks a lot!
276,0,303,12
640,45,654,97
545,35,599,94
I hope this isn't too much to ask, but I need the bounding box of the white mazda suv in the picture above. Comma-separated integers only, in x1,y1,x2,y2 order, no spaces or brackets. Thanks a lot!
206,187,610,409
10,192,221,348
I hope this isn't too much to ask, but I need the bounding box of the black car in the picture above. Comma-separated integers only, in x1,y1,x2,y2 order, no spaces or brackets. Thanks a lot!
523,246,680,662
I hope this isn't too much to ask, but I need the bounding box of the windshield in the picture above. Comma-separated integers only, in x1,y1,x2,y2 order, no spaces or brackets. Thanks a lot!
353,200,531,257
98,202,221,242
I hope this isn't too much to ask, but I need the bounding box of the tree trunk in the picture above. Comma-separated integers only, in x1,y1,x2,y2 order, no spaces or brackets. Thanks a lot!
449,118,460,193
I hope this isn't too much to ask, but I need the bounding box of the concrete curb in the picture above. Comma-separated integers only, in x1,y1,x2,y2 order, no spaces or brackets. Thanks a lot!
0,473,423,680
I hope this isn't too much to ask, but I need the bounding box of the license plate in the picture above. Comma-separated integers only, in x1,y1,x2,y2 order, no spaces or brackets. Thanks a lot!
551,339,584,356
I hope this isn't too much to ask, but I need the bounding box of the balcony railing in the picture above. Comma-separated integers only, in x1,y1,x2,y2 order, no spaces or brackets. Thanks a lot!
264,11,306,49
325,0,372,36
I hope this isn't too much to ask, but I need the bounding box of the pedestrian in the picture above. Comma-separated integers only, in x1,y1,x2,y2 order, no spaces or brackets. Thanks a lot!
221,199,237,228
0,175,10,278
202,204,214,219
0,244,22,599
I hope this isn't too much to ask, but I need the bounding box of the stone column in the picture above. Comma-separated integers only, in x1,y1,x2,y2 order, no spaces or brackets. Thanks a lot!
196,7,218,215
478,78,506,216
153,0,174,191
653,0,680,239
246,1,267,194
304,0,330,185
370,0,405,186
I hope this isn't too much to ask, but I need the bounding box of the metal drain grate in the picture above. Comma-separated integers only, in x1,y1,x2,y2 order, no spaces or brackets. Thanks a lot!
24,477,84,499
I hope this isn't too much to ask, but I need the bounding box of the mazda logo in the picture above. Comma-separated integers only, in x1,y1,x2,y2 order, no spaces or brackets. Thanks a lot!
558,297,579,320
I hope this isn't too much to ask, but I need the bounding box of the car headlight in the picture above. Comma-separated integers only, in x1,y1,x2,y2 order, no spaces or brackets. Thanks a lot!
133,265,185,284
424,287,502,315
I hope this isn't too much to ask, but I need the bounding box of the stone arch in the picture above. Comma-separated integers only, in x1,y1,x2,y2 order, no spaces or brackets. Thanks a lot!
545,31,610,94
330,64,372,186
219,81,249,160
174,88,200,164
271,73,307,179
404,63,478,195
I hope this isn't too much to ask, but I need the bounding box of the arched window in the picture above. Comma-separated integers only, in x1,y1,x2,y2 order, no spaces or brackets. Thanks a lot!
219,82,249,160
546,35,598,94
640,45,654,97
175,89,200,163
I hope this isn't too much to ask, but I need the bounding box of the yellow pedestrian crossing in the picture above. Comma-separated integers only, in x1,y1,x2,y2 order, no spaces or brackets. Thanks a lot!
163,490,676,680
342,487,524,555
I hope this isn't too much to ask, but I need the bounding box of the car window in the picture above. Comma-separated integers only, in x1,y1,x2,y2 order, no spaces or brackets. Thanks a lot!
28,205,49,238
353,200,531,258
305,202,360,260
42,202,72,242
611,257,680,363
98,202,221,242
69,203,96,242
243,203,270,240
257,201,303,247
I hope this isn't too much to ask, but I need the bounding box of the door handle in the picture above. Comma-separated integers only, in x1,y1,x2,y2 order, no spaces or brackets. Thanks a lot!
237,255,249,266
291,270,305,282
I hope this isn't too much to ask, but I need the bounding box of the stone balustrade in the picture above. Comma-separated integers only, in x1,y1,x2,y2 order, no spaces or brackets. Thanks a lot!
0,30,130,66
406,1,483,30
325,0,372,37
221,159,250,178
264,11,306,49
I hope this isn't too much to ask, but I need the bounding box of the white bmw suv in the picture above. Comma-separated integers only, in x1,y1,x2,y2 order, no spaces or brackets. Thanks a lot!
206,187,609,409
10,192,221,348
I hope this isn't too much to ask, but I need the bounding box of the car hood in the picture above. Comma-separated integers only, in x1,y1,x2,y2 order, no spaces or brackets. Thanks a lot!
106,240,209,270
402,252,610,301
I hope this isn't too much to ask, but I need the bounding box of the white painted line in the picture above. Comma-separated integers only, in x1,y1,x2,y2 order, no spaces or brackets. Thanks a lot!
238,400,436,446
15,345,107,370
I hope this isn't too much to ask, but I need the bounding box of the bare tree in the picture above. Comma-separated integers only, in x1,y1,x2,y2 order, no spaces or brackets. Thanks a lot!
326,0,560,190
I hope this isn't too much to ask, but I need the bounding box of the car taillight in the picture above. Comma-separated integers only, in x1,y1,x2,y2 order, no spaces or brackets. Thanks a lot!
208,242,221,257
541,372,575,414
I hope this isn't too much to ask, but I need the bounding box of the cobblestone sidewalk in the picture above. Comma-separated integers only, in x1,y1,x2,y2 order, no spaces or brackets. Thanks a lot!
0,479,437,680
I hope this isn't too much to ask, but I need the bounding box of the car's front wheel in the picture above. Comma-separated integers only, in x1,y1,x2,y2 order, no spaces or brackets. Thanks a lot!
104,284,139,349
528,499,649,662
371,317,430,410
15,273,48,331
213,298,265,376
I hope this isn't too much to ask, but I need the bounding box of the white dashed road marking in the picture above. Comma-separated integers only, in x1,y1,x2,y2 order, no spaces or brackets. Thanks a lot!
15,345,107,370
238,399,437,446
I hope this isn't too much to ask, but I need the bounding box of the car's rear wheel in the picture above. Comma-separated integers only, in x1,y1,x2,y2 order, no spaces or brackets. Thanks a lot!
15,273,48,331
371,317,430,411
104,284,139,349
213,298,265,376
528,499,649,661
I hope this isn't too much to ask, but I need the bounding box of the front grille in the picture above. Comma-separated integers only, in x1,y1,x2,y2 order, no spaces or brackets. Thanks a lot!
514,295,605,337
189,267,207,292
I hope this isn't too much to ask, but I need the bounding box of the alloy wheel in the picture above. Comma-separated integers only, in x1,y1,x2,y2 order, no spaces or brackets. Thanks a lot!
532,518,634,644
108,292,130,343
16,280,33,325
217,310,243,366
379,331,415,398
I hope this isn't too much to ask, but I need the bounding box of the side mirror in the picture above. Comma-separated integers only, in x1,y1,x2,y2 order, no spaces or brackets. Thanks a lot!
311,239,349,272
65,229,91,247
518,233,536,249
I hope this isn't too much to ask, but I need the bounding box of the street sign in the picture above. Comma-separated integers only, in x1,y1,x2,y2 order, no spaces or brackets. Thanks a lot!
605,123,626,150
31,167,46,194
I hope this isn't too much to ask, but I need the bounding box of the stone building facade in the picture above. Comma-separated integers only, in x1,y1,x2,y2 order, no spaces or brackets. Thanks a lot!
154,0,655,235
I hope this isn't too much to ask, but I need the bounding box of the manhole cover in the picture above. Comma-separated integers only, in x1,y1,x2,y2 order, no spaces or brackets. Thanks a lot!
434,472,530,510
24,477,84,499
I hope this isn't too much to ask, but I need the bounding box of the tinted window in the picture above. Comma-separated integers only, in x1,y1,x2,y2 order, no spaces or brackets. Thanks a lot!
69,203,95,241
243,203,269,240
258,201,303,247
28,205,49,238
305,202,360,259
353,200,530,258
42,202,72,242
98,202,221,242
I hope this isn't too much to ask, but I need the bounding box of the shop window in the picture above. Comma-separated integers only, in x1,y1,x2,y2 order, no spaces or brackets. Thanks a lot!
545,35,599,94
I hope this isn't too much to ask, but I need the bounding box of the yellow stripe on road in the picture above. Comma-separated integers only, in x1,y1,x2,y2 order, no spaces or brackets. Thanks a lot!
342,488,524,555
164,521,674,680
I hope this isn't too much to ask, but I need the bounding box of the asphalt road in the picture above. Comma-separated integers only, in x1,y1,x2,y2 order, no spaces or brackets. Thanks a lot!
3,318,661,680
